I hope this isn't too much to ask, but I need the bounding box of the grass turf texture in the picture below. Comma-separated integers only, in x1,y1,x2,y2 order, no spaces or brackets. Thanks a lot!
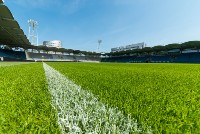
0,62,33,66
44,63,145,133
0,63,60,133
47,62,200,133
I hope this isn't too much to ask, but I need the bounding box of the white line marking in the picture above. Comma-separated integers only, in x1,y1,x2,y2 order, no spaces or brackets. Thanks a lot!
43,63,152,134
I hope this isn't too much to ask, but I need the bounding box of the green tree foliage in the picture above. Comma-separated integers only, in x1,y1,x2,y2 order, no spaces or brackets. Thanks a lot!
165,43,180,50
181,41,200,49
141,47,153,54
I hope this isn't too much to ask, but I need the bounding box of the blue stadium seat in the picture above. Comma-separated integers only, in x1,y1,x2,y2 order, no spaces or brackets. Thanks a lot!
0,49,26,60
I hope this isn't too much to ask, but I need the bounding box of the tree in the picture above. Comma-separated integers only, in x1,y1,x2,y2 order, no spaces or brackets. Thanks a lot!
73,50,81,55
141,47,153,55
152,45,166,54
165,43,180,50
181,41,200,49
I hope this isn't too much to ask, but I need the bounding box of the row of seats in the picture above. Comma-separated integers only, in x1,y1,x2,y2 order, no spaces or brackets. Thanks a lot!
0,50,101,62
101,56,136,62
0,49,26,59
3,49,200,63
102,53,200,63
25,52,101,62
173,53,200,63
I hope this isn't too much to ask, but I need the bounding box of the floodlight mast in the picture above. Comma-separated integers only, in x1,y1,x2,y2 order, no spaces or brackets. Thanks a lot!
97,40,102,53
28,19,38,46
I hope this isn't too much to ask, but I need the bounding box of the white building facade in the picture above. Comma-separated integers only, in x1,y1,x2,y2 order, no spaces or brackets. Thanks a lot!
111,42,146,52
43,40,62,48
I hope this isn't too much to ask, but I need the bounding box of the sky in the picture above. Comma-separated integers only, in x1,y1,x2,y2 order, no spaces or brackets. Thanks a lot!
4,0,200,52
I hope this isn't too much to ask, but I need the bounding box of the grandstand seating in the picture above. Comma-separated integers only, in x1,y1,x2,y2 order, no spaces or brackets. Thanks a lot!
149,55,171,63
1,48,200,63
0,49,26,60
86,56,101,62
25,52,101,62
62,55,75,61
132,56,149,63
173,53,200,63
102,55,171,63
101,53,200,63
75,56,86,61
101,56,135,62
51,54,75,61
26,52,53,61
52,54,61,60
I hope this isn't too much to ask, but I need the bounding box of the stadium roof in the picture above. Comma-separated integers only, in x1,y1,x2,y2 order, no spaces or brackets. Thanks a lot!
0,1,33,49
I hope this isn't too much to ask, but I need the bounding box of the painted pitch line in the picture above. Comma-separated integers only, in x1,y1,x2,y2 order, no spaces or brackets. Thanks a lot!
43,63,152,134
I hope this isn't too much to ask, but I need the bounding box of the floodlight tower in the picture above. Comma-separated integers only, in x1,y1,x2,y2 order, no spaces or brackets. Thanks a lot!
97,40,102,53
28,19,38,46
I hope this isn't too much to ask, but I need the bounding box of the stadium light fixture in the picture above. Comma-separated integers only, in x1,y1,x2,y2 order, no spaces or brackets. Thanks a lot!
28,19,39,46
97,40,102,53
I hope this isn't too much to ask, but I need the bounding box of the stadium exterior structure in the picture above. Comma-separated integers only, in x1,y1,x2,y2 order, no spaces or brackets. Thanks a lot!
102,41,200,63
43,40,62,48
111,42,145,52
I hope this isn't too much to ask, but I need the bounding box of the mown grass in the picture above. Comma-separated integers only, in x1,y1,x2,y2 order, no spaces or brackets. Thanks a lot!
0,63,60,133
47,62,200,133
0,62,33,66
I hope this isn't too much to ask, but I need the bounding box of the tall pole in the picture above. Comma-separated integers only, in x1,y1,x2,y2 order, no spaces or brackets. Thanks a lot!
36,25,38,46
97,40,102,53
28,19,38,46
28,24,31,40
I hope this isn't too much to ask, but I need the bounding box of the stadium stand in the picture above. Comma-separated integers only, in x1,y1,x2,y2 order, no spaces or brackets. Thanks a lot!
0,49,26,60
75,56,86,62
26,52,78,62
85,56,101,62
101,53,200,63
173,53,200,63
52,54,64,60
149,55,171,63
62,55,75,61
0,1,34,61
26,52,53,61
132,56,149,63
101,56,136,62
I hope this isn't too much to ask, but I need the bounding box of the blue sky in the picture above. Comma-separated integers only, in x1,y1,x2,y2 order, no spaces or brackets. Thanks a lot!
4,0,200,52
